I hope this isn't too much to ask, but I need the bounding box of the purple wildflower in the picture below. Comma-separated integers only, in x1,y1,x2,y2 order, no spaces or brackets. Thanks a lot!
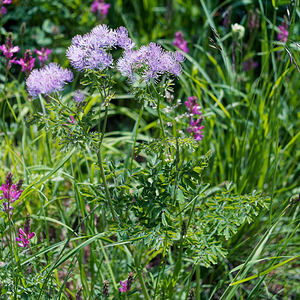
3,0,12,4
185,96,201,115
116,26,135,50
69,115,76,124
184,96,204,141
119,280,128,293
16,49,35,74
91,0,110,17
16,220,35,248
73,90,85,102
0,6,6,15
0,173,23,213
172,31,189,53
187,118,204,141
278,22,289,43
35,47,52,65
0,35,20,60
117,42,183,83
66,25,117,71
26,63,73,98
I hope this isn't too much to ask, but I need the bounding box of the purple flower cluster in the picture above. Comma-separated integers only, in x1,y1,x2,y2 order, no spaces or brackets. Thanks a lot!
66,25,134,72
91,0,110,18
0,173,23,213
0,0,11,16
26,63,73,98
73,90,85,102
185,96,204,141
117,43,184,83
172,31,189,53
278,22,289,43
185,96,201,115
16,221,35,248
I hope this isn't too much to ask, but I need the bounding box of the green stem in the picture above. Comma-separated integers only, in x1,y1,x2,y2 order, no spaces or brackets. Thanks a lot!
138,272,151,300
97,150,117,221
156,94,166,139
99,240,118,291
129,101,144,171
196,265,201,300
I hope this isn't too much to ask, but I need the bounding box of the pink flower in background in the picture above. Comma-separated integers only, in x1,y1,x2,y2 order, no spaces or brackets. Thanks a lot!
35,48,52,65
173,31,189,53
0,6,7,15
69,115,76,124
0,173,23,213
185,96,201,115
16,222,35,248
185,96,204,141
91,0,110,18
119,280,128,293
0,0,11,16
187,118,204,141
278,22,288,43
0,41,20,59
16,49,35,74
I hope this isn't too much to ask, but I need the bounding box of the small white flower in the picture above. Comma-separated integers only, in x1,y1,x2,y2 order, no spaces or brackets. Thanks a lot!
231,23,245,39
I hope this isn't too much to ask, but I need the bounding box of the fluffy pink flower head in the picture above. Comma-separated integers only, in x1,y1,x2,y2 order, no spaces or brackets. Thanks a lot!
278,22,289,43
35,47,52,65
91,0,110,17
16,49,35,73
16,221,35,248
0,35,20,59
3,0,12,4
172,31,189,53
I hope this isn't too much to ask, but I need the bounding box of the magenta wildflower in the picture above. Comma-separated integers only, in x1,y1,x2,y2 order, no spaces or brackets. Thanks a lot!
0,36,20,59
35,47,52,65
3,0,12,4
0,6,6,15
172,31,189,53
185,96,201,115
185,96,204,141
119,280,128,293
26,63,73,98
69,115,76,124
91,0,110,17
16,49,35,74
73,90,85,102
278,22,289,43
16,221,35,248
187,118,204,141
0,173,23,213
